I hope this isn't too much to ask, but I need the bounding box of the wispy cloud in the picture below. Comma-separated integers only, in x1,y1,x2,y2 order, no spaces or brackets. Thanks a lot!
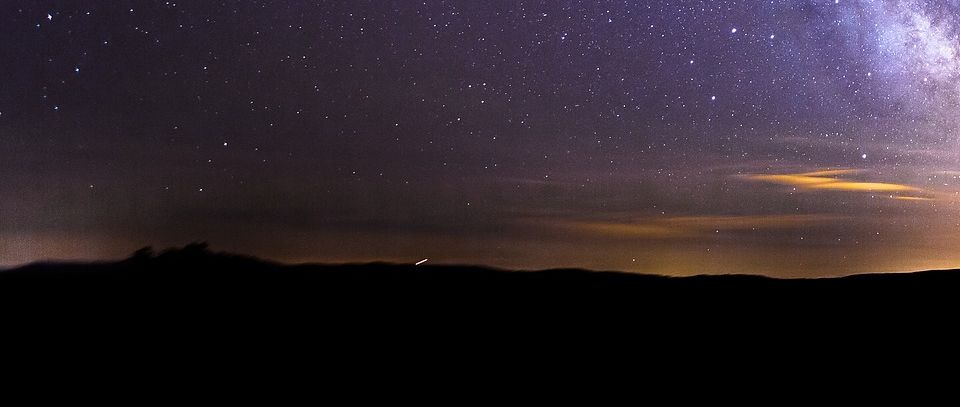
665,214,846,229
536,214,845,239
741,169,921,193
892,196,935,201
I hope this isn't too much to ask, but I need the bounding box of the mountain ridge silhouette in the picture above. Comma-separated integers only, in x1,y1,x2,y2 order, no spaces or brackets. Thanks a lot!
5,242,958,283
3,243,954,356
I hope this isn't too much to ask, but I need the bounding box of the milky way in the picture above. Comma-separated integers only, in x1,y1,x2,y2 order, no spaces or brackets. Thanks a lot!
4,1,960,276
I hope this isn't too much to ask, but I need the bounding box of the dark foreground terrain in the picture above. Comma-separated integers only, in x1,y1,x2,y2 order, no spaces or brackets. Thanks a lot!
3,243,956,371
5,243,960,311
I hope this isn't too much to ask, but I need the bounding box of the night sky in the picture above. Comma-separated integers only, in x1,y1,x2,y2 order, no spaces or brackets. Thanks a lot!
4,1,960,276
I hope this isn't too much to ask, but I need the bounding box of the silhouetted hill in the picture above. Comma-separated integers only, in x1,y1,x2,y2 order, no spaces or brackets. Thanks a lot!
5,243,960,309
3,243,956,370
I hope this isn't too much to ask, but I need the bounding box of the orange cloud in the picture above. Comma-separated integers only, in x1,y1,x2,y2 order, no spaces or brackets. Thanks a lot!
543,214,844,239
665,214,845,229
743,169,920,193
562,221,685,239
891,196,935,201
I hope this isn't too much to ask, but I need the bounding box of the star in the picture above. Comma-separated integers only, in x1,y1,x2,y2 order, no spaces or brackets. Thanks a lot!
3,0,959,277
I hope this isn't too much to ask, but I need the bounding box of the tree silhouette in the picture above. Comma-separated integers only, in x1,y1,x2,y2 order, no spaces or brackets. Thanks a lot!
128,246,155,263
